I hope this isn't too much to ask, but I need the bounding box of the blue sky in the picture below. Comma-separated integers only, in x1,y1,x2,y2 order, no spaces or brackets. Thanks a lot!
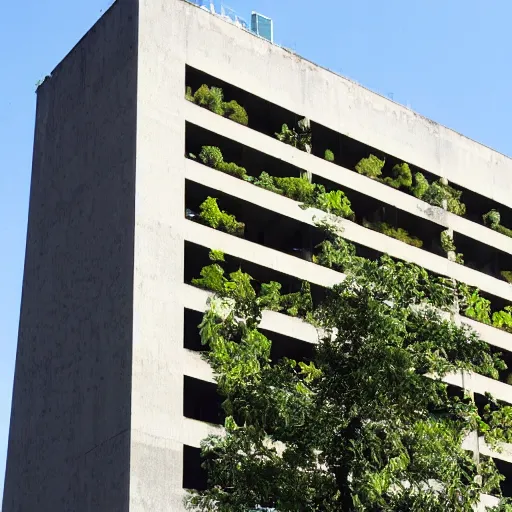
1,0,511,499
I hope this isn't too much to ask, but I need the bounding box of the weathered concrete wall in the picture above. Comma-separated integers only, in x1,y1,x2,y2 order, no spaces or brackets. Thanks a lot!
2,1,139,510
130,0,188,508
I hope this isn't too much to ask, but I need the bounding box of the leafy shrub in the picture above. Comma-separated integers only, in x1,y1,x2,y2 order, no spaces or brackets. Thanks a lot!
421,181,445,206
258,281,283,312
254,172,283,194
273,175,316,203
411,174,466,216
199,146,224,168
422,181,466,216
280,281,313,318
209,249,225,262
463,289,492,325
253,171,354,220
191,253,313,320
363,220,423,248
198,146,247,179
483,209,501,229
440,230,456,253
411,172,429,199
313,188,354,219
275,124,295,145
217,161,247,180
205,86,224,115
275,117,312,153
189,84,249,125
324,149,335,162
440,230,464,263
355,154,385,179
314,231,356,272
199,197,245,237
381,162,412,189
193,84,212,107
501,271,512,284
483,210,512,238
223,100,249,126
191,250,226,293
443,184,466,216
492,306,512,333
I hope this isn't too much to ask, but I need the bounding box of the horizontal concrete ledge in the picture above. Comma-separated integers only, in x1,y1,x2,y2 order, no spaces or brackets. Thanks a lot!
479,494,500,510
462,317,512,352
183,356,512,465
443,370,512,405
188,351,512,407
182,417,221,449
465,434,512,466
182,219,512,353
184,100,512,257
182,284,319,344
185,158,512,303
183,218,343,288
184,349,214,383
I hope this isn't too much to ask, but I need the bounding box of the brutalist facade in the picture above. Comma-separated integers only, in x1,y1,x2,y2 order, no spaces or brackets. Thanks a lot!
3,0,512,510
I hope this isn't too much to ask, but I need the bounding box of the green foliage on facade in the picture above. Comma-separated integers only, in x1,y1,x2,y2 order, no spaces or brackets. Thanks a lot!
355,154,385,179
187,233,512,512
483,210,512,238
275,117,312,153
310,187,354,219
411,173,466,216
273,175,316,203
440,230,464,264
187,84,249,126
501,271,512,284
198,146,247,180
411,171,430,199
492,306,512,334
381,162,413,189
223,99,249,126
363,220,423,248
185,86,194,102
324,149,335,162
252,171,354,220
198,146,223,168
440,230,456,253
462,286,512,334
253,171,283,194
191,250,313,321
198,197,245,237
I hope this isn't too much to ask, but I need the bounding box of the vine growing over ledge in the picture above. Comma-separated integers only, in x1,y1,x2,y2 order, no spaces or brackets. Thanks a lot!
187,232,512,512
185,84,249,126
483,210,512,239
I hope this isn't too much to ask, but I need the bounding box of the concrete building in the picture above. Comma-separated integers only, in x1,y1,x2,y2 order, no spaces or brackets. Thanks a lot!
3,0,512,510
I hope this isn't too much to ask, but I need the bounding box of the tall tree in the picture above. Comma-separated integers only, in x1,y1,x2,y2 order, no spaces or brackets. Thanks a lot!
186,231,512,512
